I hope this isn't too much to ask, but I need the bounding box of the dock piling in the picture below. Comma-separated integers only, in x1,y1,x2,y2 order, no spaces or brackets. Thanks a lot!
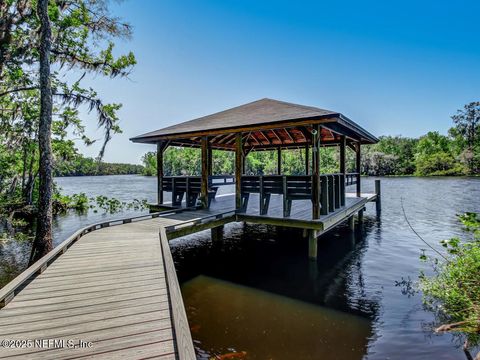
375,179,381,212
348,215,355,231
358,209,364,223
211,225,224,242
308,229,318,260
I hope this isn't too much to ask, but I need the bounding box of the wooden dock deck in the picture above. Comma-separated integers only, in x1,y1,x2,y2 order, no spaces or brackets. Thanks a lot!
0,191,377,359
0,212,198,360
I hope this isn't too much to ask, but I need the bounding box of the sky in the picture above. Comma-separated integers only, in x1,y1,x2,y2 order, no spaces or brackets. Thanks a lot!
76,0,480,164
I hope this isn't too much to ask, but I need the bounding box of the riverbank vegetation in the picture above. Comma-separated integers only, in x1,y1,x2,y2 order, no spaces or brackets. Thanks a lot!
419,213,480,360
141,103,480,177
0,0,136,262
54,154,143,176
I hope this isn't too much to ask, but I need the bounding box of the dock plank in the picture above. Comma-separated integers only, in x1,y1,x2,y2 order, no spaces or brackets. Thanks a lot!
0,217,192,360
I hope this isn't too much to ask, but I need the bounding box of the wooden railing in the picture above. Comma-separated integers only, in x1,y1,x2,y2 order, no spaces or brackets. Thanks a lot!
240,174,348,217
159,226,196,359
209,175,235,186
0,208,187,308
345,172,358,186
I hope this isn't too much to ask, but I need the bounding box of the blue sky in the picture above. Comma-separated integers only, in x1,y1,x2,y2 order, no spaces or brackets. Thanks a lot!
77,0,480,163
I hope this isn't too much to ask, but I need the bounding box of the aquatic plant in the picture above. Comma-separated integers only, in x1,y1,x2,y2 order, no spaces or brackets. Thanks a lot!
419,213,480,360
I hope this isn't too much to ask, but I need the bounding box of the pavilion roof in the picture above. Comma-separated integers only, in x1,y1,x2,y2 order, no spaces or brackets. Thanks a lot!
130,98,378,150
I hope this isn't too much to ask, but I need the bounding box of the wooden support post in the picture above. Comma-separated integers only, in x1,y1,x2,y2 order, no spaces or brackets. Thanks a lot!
308,229,318,260
305,143,309,175
358,209,364,223
339,135,346,206
207,145,213,176
375,179,382,212
312,125,321,219
156,142,165,205
349,215,355,231
277,147,282,175
200,136,209,208
235,133,243,210
243,150,247,174
211,225,224,242
355,142,361,197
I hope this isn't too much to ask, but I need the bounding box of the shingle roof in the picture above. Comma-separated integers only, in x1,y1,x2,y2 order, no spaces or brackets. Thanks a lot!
130,98,378,146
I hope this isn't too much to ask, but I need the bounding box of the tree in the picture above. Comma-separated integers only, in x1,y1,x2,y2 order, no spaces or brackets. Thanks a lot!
451,102,480,174
30,0,54,263
0,1,136,264
414,132,465,176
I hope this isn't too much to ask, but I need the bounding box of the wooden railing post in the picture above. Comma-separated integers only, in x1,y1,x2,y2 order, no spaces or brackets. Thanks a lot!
355,141,361,197
305,143,310,175
277,147,282,175
320,175,329,215
328,175,335,212
156,142,165,205
235,133,243,210
200,136,209,208
312,125,321,219
339,135,346,206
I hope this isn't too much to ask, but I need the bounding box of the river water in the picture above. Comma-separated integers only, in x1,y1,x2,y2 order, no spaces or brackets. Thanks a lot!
4,175,480,359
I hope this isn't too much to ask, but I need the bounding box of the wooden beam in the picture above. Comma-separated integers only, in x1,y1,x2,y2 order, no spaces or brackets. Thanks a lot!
201,136,209,208
250,132,263,146
283,128,295,142
218,133,236,144
259,131,272,145
271,129,283,144
298,126,312,143
235,133,243,209
355,141,361,197
312,124,321,219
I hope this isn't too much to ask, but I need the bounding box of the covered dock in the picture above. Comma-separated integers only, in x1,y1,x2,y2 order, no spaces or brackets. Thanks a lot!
131,98,380,258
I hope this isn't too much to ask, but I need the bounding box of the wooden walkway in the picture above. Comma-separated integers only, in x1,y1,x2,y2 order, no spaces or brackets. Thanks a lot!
0,213,198,360
0,191,378,359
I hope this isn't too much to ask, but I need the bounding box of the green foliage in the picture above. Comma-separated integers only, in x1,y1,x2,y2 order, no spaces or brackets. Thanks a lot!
54,154,143,176
419,213,480,352
92,195,148,214
451,102,480,174
0,0,136,213
415,152,466,176
52,192,148,214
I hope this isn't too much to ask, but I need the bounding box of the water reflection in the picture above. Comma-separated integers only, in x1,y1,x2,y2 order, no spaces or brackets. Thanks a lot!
172,218,381,359
183,275,371,360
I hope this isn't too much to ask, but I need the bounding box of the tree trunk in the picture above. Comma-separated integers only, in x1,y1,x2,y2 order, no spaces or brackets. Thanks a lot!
30,0,53,265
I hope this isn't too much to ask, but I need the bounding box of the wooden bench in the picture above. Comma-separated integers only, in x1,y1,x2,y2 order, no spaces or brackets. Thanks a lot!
283,176,312,217
240,175,312,217
163,175,235,208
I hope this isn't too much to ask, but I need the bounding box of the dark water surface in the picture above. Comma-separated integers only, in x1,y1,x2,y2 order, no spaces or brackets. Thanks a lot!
7,175,480,359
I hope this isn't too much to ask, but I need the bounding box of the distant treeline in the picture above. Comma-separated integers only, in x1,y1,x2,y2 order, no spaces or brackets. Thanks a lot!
141,103,479,177
54,155,144,177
